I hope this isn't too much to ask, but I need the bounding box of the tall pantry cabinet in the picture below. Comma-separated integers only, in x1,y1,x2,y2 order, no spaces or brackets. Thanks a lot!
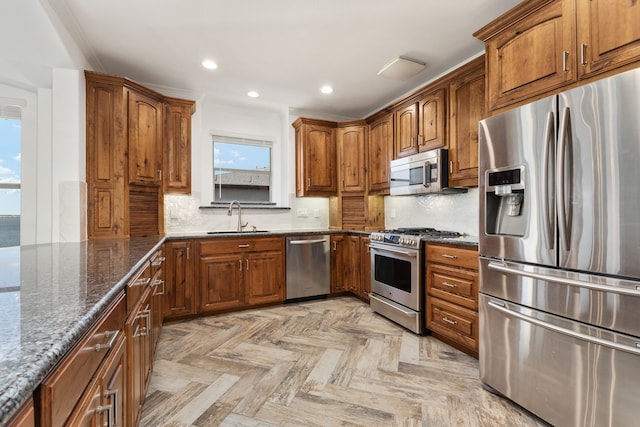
85,71,195,239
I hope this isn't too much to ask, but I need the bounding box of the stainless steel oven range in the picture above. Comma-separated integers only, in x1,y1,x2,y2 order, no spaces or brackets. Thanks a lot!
369,227,462,334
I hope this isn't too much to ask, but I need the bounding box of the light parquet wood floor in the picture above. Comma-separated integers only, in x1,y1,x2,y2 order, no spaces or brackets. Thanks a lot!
140,297,547,427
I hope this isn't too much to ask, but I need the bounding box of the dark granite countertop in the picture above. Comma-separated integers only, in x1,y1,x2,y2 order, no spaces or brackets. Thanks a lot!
0,228,476,424
422,235,479,247
0,236,163,426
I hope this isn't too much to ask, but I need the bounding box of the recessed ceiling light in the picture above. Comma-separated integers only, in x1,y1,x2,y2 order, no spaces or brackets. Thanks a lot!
247,91,259,98
320,85,333,94
201,59,218,70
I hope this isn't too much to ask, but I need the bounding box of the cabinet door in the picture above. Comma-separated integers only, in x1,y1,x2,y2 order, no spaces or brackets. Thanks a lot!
330,235,346,293
128,90,163,186
198,253,244,312
419,88,446,151
126,288,151,427
85,76,127,239
483,0,575,110
164,241,196,319
360,236,371,301
368,114,393,194
164,100,194,193
346,235,361,295
245,250,285,305
394,103,418,158
101,334,127,427
577,0,640,78
337,125,367,192
64,381,103,427
296,123,337,196
150,263,164,352
449,61,485,188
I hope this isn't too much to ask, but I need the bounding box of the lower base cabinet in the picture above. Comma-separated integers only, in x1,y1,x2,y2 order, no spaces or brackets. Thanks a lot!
425,243,479,357
331,233,371,300
198,237,285,313
164,240,196,319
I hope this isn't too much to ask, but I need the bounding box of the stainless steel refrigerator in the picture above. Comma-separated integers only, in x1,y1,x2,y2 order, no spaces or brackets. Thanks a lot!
478,68,640,427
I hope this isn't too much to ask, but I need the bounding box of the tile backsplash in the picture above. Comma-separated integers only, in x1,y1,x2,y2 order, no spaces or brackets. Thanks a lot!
384,188,479,236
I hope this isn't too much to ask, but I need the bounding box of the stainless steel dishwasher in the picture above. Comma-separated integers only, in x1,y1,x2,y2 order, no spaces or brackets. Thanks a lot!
285,235,330,300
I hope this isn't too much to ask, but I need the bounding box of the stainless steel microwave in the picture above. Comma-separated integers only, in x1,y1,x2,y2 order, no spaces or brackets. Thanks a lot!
389,148,465,196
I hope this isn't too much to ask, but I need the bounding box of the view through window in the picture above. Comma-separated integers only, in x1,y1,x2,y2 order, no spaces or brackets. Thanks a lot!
0,107,21,247
212,136,272,204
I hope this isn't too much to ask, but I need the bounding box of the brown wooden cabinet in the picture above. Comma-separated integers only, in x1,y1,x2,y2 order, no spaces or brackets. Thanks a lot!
448,57,486,188
6,398,35,427
85,71,194,239
128,90,163,186
345,234,361,295
150,249,165,350
37,293,126,427
164,98,195,194
337,121,367,193
359,235,371,302
330,234,347,294
476,0,640,112
476,0,575,111
197,237,285,313
394,102,419,158
293,117,338,197
425,243,479,358
418,87,447,151
576,0,640,79
164,240,196,320
367,113,393,194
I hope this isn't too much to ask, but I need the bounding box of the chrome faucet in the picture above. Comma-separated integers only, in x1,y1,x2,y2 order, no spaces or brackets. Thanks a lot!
227,200,248,232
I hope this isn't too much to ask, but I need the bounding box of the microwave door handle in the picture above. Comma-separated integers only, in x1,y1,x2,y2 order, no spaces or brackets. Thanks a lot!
423,161,431,188
542,111,556,250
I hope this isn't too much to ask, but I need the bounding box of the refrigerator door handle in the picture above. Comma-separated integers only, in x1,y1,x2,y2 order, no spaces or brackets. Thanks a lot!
557,106,572,250
487,261,640,297
487,300,640,356
542,111,556,249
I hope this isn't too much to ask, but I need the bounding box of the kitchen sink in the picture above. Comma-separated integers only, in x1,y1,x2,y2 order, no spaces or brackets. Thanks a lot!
206,230,269,234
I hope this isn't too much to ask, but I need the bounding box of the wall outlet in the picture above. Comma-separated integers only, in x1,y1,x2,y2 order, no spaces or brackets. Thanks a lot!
297,208,309,217
313,209,320,218
391,208,397,218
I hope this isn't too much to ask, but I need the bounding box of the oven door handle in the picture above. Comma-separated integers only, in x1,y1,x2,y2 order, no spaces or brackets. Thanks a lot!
369,244,418,257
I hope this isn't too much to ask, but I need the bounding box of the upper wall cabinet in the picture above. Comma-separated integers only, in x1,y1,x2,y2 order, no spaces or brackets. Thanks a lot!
576,0,640,78
128,90,164,186
164,98,196,194
85,71,195,239
394,86,447,158
448,57,486,188
337,121,367,193
293,117,338,197
367,113,393,195
475,0,575,111
476,0,640,112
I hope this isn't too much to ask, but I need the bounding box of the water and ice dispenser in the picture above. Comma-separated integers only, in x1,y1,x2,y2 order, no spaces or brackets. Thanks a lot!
484,166,526,236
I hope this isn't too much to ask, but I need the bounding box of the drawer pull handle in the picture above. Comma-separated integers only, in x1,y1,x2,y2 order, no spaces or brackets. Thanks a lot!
442,316,458,325
104,389,119,427
132,277,151,287
441,254,457,259
96,404,113,427
153,279,165,296
152,256,166,266
95,330,120,352
238,244,250,248
441,281,457,288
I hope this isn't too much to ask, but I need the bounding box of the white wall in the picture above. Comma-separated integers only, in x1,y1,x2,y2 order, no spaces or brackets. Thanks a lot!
164,100,332,234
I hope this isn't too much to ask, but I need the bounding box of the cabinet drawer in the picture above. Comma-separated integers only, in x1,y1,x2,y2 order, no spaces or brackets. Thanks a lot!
127,262,151,312
199,236,283,255
426,244,478,270
39,293,126,427
426,297,478,352
427,264,478,310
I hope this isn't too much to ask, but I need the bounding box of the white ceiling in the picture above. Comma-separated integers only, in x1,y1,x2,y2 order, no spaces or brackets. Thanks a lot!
47,0,521,118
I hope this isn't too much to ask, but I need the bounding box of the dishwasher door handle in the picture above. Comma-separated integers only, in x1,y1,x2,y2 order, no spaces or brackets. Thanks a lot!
289,239,328,245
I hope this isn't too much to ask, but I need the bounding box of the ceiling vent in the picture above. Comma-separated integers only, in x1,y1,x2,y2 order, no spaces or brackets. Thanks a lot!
377,56,426,81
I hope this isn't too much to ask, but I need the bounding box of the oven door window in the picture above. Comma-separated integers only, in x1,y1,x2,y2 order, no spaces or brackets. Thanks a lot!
374,253,412,293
